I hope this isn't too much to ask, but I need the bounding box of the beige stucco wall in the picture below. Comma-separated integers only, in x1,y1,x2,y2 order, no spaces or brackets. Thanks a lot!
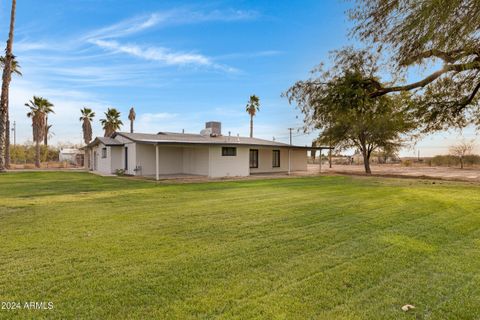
249,147,307,174
92,144,111,174
136,144,184,176
208,146,250,178
94,143,112,174
114,135,136,175
249,147,288,174
110,146,124,173
290,149,308,171
89,144,126,174
135,144,156,176
158,146,183,174
183,147,209,175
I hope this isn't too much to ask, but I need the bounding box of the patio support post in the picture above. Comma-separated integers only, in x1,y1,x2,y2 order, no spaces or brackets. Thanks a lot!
288,149,291,175
319,148,322,173
155,144,159,181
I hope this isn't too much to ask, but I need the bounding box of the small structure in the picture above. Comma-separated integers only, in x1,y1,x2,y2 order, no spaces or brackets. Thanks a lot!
85,121,323,179
59,148,84,166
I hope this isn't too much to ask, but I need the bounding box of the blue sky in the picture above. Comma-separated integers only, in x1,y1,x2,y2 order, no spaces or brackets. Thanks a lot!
1,0,477,155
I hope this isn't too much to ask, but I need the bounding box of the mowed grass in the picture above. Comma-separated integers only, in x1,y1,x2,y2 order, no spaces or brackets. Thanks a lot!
1,172,480,319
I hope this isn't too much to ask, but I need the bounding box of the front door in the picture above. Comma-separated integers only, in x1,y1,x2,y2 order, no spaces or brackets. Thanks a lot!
124,147,128,171
249,149,258,169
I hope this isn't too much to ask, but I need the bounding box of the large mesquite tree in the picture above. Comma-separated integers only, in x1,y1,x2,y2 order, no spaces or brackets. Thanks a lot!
350,0,480,131
284,48,416,174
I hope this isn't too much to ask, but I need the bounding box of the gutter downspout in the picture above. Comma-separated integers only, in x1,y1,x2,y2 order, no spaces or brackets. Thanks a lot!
155,144,159,181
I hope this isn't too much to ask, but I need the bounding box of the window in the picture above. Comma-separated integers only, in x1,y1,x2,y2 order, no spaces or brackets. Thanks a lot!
222,147,237,156
272,150,280,167
249,149,258,168
101,147,107,159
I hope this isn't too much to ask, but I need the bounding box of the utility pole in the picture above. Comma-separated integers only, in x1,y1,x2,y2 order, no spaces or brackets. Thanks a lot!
11,121,16,146
288,128,293,145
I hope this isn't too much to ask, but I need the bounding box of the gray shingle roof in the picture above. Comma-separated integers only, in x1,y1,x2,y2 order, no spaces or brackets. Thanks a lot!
87,137,124,147
113,131,306,148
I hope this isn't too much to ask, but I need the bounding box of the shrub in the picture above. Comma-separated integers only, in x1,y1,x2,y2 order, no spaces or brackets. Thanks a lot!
402,160,412,167
431,155,460,167
430,154,480,167
10,143,59,164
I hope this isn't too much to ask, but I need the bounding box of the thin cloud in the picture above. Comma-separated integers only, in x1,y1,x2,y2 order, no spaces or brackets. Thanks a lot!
84,13,169,40
85,9,258,41
92,40,211,65
91,39,239,72
15,41,51,52
216,50,283,60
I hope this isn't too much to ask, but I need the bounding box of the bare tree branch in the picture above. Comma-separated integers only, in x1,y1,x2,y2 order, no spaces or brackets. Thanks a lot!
371,61,480,97
403,48,478,65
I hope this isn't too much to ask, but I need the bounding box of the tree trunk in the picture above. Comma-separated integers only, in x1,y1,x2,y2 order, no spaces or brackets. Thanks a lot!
35,141,41,168
0,0,16,172
130,120,133,133
329,147,332,168
85,149,90,169
5,116,10,168
460,157,464,169
249,115,253,138
44,116,48,146
362,150,371,174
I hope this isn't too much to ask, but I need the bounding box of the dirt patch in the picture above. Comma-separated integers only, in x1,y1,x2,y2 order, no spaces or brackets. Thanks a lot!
315,164,480,183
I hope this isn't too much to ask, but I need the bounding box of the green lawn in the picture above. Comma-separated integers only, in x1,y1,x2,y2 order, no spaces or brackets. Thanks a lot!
1,172,480,319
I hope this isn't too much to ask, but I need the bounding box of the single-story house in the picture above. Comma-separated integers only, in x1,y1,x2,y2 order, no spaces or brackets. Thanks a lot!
85,121,316,179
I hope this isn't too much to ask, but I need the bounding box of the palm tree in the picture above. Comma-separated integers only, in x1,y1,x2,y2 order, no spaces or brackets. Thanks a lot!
128,107,136,133
245,95,260,138
41,98,54,146
0,0,17,172
0,56,22,76
80,107,95,170
80,107,95,144
100,108,123,137
0,56,21,169
26,96,48,168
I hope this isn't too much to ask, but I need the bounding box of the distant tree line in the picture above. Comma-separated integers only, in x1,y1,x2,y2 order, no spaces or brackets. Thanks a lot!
429,155,480,168
9,143,59,164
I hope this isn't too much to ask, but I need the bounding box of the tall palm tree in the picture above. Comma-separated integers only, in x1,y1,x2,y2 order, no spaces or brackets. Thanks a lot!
40,98,54,146
100,108,123,137
0,56,22,76
26,96,48,168
128,107,136,133
80,107,95,144
80,107,95,170
245,95,260,138
0,56,21,168
0,0,17,172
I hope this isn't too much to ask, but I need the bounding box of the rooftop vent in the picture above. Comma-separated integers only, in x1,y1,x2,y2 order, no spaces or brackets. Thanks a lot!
201,121,221,137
